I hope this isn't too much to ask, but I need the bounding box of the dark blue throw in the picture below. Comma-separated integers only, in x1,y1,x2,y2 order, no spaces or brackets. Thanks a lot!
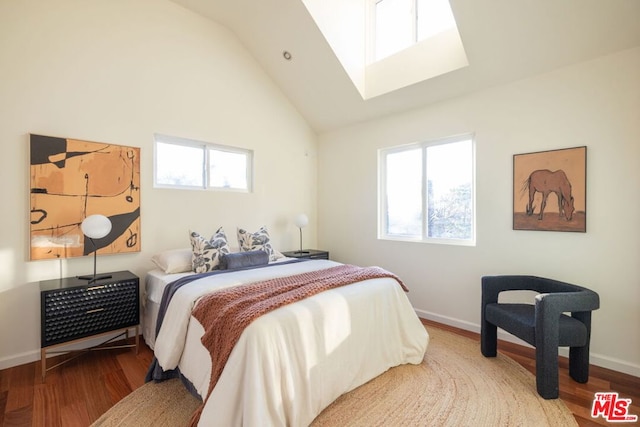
219,250,269,270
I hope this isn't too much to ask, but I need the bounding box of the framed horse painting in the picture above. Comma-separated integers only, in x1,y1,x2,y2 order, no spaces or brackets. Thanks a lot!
513,146,586,232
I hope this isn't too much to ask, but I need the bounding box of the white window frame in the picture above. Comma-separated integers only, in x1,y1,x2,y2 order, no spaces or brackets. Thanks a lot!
153,133,253,192
378,134,475,246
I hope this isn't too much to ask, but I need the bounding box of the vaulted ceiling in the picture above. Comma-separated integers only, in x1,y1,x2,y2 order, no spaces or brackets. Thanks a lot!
170,0,640,133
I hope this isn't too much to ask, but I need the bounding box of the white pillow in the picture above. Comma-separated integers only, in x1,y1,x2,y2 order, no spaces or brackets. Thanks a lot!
151,248,193,274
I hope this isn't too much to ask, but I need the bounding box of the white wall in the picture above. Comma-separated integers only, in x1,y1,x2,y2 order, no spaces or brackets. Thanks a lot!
0,0,317,369
301,0,367,97
318,47,640,376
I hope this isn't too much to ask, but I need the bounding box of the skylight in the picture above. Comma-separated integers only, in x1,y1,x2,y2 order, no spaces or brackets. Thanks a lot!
302,0,468,99
373,0,458,62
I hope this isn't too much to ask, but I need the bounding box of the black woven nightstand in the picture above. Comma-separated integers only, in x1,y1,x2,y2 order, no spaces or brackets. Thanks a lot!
39,271,139,381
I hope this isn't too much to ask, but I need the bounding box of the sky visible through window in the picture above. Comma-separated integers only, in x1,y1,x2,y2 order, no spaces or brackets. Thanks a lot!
156,142,204,187
386,148,423,235
209,149,248,189
374,0,457,61
154,136,252,191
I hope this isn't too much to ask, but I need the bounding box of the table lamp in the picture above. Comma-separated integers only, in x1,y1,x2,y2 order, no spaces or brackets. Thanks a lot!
78,214,113,283
294,213,309,254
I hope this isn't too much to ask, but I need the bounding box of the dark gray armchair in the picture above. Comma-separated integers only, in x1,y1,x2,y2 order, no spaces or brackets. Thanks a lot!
481,275,599,399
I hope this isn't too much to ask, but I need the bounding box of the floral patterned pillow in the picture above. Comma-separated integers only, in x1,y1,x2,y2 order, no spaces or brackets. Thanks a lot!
237,226,278,262
190,228,230,273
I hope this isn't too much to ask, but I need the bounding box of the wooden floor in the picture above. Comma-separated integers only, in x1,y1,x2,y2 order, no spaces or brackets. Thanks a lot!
0,321,638,426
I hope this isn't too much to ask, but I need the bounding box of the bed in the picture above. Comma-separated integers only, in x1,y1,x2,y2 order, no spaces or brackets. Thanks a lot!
143,257,429,426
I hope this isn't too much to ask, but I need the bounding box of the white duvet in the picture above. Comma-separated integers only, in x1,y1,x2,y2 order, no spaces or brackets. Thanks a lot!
153,260,428,426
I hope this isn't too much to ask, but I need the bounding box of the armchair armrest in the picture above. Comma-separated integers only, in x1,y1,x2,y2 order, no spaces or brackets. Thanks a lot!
481,275,543,307
482,275,599,311
534,291,600,316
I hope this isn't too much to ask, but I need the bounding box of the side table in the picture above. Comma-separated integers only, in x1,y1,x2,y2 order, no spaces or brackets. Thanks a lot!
40,270,140,381
282,249,329,260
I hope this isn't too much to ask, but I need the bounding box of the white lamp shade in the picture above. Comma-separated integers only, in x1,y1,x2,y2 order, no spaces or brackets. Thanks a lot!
81,214,112,239
294,214,309,228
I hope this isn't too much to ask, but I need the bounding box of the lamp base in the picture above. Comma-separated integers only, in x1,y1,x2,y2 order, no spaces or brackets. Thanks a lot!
77,274,112,283
294,250,310,255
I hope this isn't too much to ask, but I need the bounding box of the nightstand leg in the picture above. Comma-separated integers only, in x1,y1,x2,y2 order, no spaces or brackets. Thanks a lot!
41,348,46,382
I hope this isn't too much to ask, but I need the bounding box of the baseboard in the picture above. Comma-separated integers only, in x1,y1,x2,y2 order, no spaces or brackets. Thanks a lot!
415,309,482,334
0,349,40,371
415,308,640,378
588,353,640,378
0,328,141,371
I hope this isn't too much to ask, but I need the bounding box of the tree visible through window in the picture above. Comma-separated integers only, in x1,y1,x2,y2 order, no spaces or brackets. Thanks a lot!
380,135,474,244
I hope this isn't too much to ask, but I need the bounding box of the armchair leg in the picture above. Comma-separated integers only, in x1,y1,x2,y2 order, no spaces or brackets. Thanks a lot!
536,346,559,399
569,345,590,383
569,311,592,384
481,322,497,357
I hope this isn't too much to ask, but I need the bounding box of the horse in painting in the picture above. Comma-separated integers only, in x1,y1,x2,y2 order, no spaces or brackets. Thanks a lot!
523,169,575,221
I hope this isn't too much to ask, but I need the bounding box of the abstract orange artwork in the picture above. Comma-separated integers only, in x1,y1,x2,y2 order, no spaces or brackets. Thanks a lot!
29,134,141,260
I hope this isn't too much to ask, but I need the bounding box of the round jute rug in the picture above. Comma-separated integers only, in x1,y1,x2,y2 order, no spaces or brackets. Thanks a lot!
92,326,577,426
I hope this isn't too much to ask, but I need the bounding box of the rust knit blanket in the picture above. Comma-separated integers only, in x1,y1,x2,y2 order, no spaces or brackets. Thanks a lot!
188,264,407,426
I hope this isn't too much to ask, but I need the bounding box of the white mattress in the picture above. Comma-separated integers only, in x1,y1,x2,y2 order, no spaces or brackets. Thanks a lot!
147,260,429,426
142,269,194,349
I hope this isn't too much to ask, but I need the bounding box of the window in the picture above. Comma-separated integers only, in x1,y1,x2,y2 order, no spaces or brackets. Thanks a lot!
371,0,457,62
154,134,252,192
379,135,474,244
